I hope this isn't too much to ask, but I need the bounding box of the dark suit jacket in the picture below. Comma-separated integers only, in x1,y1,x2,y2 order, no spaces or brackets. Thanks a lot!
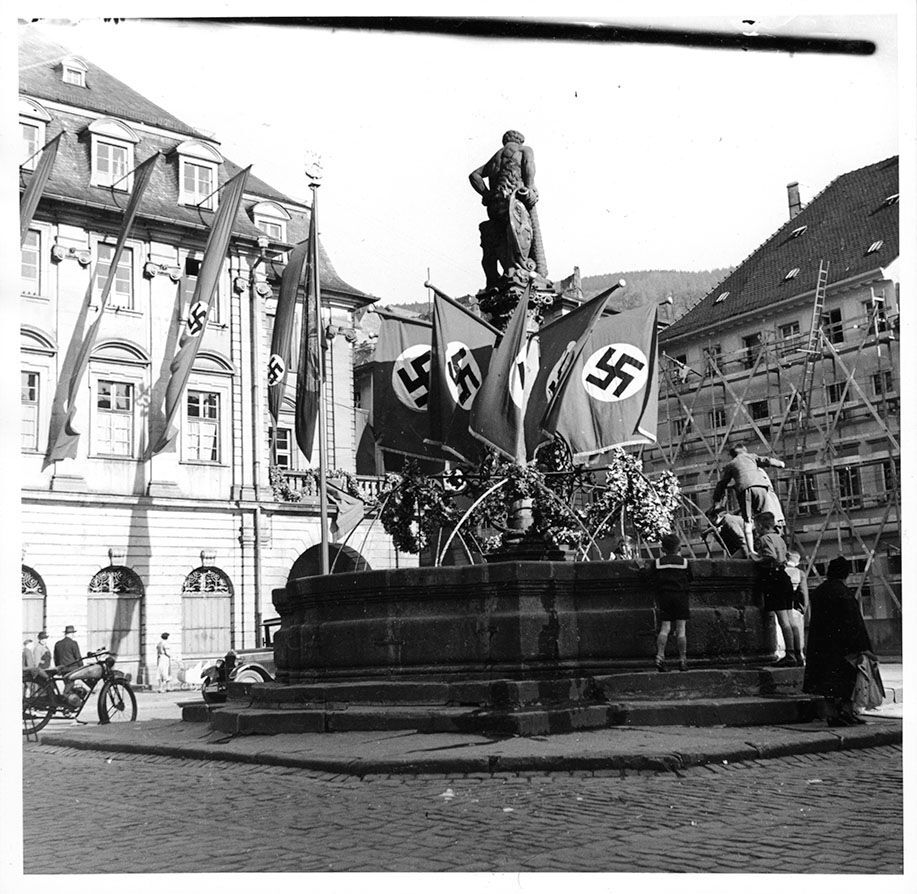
53,637,83,671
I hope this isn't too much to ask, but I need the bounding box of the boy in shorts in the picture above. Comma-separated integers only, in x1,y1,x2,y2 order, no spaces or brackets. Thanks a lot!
653,533,692,672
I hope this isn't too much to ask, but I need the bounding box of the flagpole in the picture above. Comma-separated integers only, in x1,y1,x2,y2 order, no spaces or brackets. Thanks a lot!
306,161,330,575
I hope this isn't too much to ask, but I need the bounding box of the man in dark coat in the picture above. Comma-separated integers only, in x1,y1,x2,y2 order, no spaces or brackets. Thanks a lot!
53,625,83,672
803,557,873,726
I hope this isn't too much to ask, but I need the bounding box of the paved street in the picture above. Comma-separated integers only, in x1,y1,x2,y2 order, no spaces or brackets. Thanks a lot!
22,742,901,873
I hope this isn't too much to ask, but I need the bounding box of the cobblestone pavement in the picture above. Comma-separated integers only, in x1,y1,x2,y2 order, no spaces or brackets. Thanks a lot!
22,743,902,873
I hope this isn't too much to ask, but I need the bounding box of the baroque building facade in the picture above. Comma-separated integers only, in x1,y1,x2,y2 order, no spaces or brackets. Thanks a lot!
19,31,409,684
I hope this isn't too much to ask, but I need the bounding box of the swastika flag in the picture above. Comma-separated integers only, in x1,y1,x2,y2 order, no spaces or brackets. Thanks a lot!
373,311,448,462
543,302,659,462
428,291,499,464
524,280,624,456
468,283,535,463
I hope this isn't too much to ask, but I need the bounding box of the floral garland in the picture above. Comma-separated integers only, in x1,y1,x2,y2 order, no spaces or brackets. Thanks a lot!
376,463,459,554
269,465,372,505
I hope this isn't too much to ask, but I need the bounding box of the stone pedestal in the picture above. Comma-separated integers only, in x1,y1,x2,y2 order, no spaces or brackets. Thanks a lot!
271,559,769,683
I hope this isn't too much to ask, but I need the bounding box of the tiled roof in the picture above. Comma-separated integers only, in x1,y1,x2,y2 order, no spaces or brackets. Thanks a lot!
19,30,209,139
19,32,372,303
661,156,899,342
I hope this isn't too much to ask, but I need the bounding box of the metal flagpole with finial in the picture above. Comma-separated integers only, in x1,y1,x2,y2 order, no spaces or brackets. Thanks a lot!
305,156,330,575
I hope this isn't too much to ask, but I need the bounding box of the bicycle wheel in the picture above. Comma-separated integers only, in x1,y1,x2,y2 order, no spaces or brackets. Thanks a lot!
22,679,55,735
97,680,137,724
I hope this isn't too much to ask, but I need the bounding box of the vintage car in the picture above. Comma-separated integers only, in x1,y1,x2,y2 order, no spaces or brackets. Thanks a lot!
200,618,279,703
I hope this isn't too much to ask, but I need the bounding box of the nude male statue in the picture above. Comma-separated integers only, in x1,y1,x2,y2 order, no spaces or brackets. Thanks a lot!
469,130,542,289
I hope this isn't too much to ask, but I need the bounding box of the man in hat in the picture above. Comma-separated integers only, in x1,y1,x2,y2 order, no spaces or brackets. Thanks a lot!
32,631,51,670
22,637,35,668
53,625,83,673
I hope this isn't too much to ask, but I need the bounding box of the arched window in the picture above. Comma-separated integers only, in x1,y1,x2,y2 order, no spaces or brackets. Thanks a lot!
22,565,47,637
182,566,233,657
87,565,144,659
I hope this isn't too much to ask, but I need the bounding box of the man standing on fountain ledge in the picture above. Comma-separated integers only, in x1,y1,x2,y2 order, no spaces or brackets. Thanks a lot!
711,443,786,553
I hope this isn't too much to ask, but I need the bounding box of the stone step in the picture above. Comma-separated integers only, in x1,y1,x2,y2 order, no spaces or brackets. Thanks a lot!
209,695,822,737
245,667,804,710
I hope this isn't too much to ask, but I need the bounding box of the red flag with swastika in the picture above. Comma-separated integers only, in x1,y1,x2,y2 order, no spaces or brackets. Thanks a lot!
543,302,659,463
428,292,499,464
524,281,624,457
468,284,535,463
373,311,448,462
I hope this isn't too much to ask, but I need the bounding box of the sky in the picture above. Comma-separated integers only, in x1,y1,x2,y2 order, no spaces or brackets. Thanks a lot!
16,13,904,306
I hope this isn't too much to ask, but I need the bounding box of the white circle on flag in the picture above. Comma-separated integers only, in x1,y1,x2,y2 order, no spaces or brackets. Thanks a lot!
509,343,531,409
445,341,483,410
581,342,649,402
392,344,432,411
545,340,577,402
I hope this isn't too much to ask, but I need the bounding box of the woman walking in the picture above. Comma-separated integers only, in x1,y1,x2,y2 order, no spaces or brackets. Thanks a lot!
803,556,873,726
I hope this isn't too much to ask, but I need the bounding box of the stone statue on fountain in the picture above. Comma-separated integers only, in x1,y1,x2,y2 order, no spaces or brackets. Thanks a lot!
469,130,552,327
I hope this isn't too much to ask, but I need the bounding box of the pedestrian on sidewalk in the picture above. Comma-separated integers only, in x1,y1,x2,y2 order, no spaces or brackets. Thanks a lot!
750,512,802,666
711,443,786,552
156,632,172,693
32,631,51,670
653,533,692,672
803,556,873,727
785,551,808,662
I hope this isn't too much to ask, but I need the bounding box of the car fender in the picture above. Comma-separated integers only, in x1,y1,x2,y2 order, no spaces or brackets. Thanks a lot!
230,662,273,683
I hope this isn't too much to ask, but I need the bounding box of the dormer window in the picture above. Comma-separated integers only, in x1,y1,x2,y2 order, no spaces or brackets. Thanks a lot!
251,201,292,243
87,118,139,191
883,193,899,207
19,98,52,171
866,240,884,254
714,291,729,304
59,56,88,87
789,225,807,239
175,140,223,210
784,268,800,281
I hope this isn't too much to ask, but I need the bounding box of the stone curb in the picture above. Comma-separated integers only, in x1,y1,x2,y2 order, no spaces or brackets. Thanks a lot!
37,722,902,777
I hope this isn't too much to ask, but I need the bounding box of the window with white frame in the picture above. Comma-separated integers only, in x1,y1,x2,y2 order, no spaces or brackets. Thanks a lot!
94,140,129,189
862,299,889,332
779,320,801,354
21,229,41,295
96,381,134,457
175,140,223,210
836,466,862,509
186,391,220,462
95,243,134,309
872,370,894,397
257,219,284,241
19,98,51,171
88,119,138,190
62,65,86,87
21,371,39,451
271,427,293,468
21,122,40,168
251,201,291,244
182,161,215,209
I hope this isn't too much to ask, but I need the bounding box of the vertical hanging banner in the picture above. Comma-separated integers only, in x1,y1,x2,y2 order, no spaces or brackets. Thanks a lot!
294,208,321,460
20,132,63,246
468,284,535,463
544,301,659,462
267,236,309,424
524,280,624,456
44,152,160,466
429,291,499,464
151,166,250,455
373,311,446,461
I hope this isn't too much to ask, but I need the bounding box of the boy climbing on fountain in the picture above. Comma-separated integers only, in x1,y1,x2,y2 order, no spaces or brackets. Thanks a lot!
653,533,692,672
